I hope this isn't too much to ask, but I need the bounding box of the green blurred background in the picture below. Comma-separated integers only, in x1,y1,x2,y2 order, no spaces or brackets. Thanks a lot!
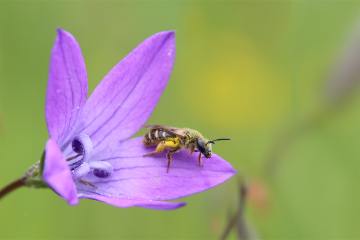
1,1,360,239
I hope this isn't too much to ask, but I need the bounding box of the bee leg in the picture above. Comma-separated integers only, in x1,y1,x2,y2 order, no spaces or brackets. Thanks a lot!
143,141,167,157
166,149,179,173
166,152,173,173
190,146,195,155
198,153,203,167
143,139,180,157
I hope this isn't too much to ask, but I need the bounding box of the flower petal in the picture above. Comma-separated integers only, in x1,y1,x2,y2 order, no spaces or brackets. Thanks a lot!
78,193,185,210
43,138,78,205
78,31,175,150
79,137,236,201
46,29,88,146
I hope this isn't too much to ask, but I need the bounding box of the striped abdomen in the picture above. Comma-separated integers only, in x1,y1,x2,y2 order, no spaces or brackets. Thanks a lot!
143,128,175,146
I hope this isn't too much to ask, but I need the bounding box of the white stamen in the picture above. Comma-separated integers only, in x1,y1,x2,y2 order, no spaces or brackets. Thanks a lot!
72,133,93,162
89,161,114,178
72,162,91,178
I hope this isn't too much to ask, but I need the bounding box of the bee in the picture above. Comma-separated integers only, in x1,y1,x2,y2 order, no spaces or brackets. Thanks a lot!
143,125,230,172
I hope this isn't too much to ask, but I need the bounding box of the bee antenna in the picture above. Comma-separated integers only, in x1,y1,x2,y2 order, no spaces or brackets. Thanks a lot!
206,138,231,145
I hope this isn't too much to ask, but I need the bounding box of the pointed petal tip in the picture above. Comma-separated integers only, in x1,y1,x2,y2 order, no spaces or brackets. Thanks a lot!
47,27,88,144
221,162,237,183
56,27,64,34
138,200,186,210
226,168,237,182
171,201,186,209
80,30,175,146
55,28,79,46
155,30,175,37
210,153,237,175
55,28,74,41
150,201,186,210
68,197,79,206
222,167,237,178
43,138,79,205
56,28,67,37
226,163,237,175
164,30,176,38
151,30,175,44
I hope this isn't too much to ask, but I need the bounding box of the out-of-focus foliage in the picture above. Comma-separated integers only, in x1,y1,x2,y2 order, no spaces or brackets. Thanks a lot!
1,1,360,239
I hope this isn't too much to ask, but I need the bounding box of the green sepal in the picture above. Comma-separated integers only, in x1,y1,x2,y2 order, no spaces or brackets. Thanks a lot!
25,178,48,188
23,161,48,189
39,150,45,174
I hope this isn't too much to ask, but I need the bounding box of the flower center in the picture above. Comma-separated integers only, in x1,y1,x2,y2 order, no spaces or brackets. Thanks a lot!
66,134,114,179
67,134,93,170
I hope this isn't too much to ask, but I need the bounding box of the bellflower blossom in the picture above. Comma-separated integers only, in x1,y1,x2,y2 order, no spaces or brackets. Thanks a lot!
0,29,236,210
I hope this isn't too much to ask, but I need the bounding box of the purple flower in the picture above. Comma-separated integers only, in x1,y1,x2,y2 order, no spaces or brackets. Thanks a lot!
42,29,236,210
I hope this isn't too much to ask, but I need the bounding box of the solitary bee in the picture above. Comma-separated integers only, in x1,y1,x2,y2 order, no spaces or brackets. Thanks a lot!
143,125,230,172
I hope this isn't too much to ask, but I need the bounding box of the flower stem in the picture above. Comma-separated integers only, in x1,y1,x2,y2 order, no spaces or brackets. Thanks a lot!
0,177,26,200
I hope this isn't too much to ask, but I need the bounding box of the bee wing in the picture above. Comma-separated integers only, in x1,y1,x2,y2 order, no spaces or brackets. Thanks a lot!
167,128,188,138
144,124,188,138
144,124,174,129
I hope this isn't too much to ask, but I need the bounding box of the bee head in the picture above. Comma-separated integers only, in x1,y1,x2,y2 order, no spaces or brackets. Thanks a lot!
196,138,212,158
197,137,231,158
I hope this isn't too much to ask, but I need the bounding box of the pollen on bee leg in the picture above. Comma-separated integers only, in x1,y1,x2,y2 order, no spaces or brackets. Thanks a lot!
89,161,113,178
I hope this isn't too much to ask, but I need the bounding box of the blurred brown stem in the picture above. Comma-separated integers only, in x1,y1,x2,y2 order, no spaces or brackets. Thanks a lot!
0,177,26,200
220,181,251,240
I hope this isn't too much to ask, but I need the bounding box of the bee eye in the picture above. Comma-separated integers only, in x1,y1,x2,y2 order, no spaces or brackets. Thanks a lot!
196,139,206,153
